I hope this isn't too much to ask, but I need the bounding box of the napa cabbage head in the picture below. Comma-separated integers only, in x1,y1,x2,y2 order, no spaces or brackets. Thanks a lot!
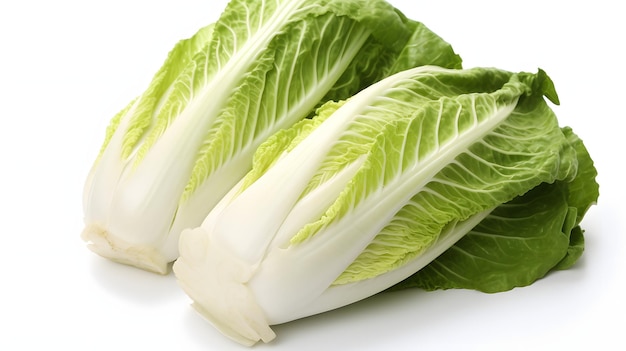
173,66,592,345
81,0,461,274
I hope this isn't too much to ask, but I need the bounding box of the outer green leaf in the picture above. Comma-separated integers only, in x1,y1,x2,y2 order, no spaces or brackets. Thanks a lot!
389,182,575,293
561,127,599,223
389,128,599,292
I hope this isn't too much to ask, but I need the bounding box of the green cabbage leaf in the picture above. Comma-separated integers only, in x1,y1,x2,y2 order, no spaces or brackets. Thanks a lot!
390,127,598,293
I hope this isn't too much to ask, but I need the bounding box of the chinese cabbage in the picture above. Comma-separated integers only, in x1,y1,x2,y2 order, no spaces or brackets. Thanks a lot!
173,66,590,345
81,0,461,273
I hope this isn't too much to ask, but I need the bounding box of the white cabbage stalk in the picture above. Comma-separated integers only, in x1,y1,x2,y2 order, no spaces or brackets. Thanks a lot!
173,66,579,345
81,0,461,273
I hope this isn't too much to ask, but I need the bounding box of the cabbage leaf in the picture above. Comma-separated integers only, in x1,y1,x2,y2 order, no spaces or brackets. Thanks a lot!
390,127,598,293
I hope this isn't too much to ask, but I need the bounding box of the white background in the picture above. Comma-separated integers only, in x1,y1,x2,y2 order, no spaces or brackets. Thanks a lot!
1,0,624,350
